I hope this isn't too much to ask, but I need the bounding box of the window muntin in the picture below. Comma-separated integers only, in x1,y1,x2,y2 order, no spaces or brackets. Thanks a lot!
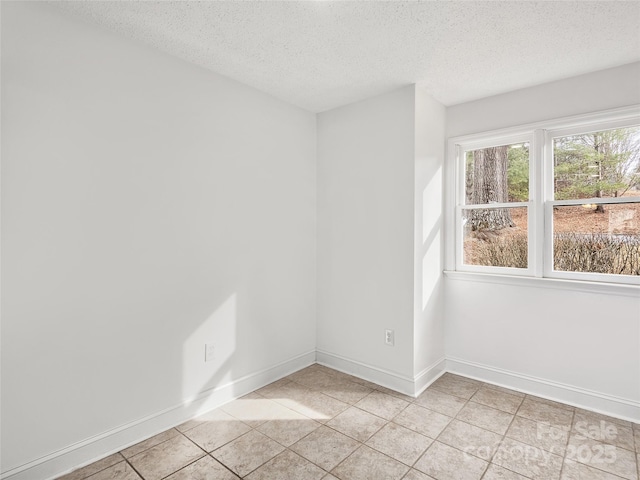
453,110,640,285
457,137,534,275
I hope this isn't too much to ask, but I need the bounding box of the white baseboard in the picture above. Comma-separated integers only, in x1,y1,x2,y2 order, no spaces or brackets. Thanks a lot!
447,357,640,423
414,357,447,397
1,351,316,480
316,350,416,396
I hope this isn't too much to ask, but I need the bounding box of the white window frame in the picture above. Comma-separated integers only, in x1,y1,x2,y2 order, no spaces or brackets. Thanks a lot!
446,105,640,288
455,132,536,276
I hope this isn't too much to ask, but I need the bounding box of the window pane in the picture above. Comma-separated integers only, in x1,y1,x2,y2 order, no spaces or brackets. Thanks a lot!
553,126,640,201
465,142,529,204
553,203,640,275
462,207,528,268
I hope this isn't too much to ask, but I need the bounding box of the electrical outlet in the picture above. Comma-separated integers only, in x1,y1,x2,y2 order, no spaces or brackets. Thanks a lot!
385,329,394,346
205,343,215,362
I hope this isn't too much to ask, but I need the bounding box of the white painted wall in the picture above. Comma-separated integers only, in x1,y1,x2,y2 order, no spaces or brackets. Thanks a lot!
1,2,316,475
316,86,416,384
445,63,640,420
447,62,640,137
413,86,446,389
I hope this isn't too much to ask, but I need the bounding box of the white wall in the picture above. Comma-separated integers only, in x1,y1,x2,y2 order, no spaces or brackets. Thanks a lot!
447,62,640,137
316,86,416,387
413,86,446,390
1,2,316,476
445,62,640,420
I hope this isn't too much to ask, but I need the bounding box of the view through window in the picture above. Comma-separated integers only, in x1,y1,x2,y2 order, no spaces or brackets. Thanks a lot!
454,113,640,283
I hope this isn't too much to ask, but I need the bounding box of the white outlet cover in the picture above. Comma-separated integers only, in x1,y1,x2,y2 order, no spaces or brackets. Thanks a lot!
205,344,215,362
385,330,394,346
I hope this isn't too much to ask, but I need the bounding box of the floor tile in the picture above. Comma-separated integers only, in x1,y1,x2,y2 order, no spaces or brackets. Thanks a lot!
566,433,638,480
526,395,574,412
374,385,416,403
573,410,635,452
257,379,311,400
414,388,467,417
493,437,564,480
221,396,297,427
254,377,292,397
344,375,380,389
320,380,373,405
128,434,205,480
403,469,437,480
276,388,350,422
430,374,481,400
354,390,409,420
182,410,251,452
481,463,529,480
456,402,514,435
289,368,338,389
506,415,569,456
325,406,387,442
517,397,574,431
121,429,180,459
437,419,502,461
56,366,638,480
57,454,125,480
245,450,326,480
414,441,488,480
470,386,523,414
439,373,482,386
290,425,360,471
85,462,142,480
393,403,452,439
482,383,526,398
256,411,321,446
211,430,285,477
561,458,629,480
331,445,409,480
365,422,432,465
163,455,240,479
573,408,632,429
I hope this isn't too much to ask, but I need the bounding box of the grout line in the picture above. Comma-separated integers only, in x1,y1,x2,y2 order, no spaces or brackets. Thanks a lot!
123,457,146,480
556,408,576,480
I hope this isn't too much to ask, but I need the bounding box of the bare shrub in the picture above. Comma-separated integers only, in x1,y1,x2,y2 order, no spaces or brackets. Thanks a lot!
471,232,640,275
472,233,528,268
554,233,640,275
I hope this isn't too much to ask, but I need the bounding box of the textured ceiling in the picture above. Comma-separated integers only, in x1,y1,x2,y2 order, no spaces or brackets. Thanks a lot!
54,1,640,112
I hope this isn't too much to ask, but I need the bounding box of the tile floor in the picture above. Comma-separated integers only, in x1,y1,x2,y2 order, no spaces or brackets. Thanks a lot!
58,364,640,480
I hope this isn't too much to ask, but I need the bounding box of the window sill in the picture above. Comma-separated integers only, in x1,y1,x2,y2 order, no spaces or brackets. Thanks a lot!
443,270,640,298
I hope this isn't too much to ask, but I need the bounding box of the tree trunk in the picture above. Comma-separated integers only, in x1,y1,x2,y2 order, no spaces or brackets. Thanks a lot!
469,146,514,230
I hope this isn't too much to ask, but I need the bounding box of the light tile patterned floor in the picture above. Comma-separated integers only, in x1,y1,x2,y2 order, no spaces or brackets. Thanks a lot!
57,365,640,480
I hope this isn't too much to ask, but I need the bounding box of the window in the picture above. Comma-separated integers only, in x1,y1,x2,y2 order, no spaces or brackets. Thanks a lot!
449,107,640,285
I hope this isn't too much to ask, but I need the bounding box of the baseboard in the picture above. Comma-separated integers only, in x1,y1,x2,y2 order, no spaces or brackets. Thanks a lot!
414,357,447,397
447,357,640,423
316,349,416,396
1,351,316,480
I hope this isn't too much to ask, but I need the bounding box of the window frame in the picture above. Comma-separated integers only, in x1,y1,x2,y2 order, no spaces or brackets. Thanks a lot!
455,133,536,276
446,105,640,287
